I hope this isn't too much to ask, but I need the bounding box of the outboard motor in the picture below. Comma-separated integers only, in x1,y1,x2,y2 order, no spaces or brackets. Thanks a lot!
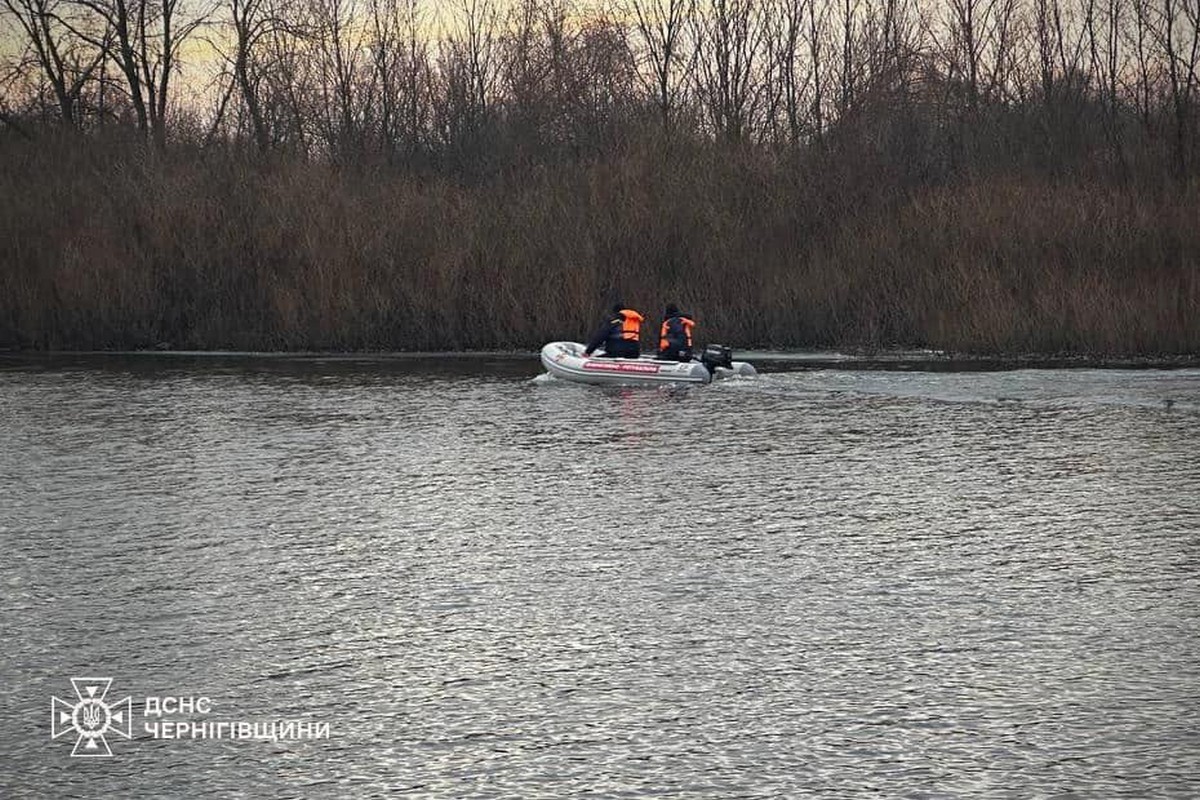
700,344,734,374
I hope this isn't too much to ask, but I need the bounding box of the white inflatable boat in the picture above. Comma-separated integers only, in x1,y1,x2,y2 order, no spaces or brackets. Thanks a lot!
540,342,757,386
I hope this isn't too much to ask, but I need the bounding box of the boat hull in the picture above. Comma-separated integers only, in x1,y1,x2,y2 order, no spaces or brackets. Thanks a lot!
539,342,756,386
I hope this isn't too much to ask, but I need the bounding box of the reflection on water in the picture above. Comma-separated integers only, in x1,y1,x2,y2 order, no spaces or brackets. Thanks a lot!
1,355,1198,798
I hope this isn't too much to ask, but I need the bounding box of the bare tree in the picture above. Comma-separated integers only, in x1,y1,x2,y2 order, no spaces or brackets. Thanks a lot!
763,0,806,145
692,0,769,142
938,0,1004,110
217,0,297,151
436,0,499,143
309,0,369,158
60,0,210,142
1029,0,1088,103
629,0,691,135
2,0,109,125
806,0,830,141
1153,0,1200,178
368,0,431,160
839,0,862,113
1085,0,1129,166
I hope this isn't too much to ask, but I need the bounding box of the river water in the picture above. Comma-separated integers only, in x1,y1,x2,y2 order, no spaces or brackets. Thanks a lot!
1,353,1198,798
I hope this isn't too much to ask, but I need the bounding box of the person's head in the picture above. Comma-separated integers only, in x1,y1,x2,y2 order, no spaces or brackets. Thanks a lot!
664,303,679,317
612,302,625,315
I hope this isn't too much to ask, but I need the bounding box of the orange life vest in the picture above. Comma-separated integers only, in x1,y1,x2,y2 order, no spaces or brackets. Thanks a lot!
659,315,695,352
615,309,644,341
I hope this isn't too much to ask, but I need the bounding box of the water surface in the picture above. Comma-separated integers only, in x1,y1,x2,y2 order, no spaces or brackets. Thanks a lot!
1,354,1198,798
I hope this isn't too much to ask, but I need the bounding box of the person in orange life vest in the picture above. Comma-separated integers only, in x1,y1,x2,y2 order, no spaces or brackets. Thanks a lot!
584,303,645,359
657,303,695,361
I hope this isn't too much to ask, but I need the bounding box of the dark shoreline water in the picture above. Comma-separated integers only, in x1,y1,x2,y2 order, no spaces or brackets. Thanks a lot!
4,348,1200,376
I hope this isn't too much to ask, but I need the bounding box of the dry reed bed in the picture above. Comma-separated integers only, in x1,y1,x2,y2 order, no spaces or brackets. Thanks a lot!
1,134,1196,354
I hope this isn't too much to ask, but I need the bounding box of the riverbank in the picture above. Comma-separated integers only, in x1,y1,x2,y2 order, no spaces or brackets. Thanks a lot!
2,132,1197,356
4,349,1199,375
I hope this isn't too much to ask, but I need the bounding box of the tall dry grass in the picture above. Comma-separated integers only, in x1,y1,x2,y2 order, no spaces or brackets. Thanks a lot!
0,129,1197,354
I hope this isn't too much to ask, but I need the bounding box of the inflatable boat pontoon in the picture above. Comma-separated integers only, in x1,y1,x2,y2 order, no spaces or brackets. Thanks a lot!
540,342,757,386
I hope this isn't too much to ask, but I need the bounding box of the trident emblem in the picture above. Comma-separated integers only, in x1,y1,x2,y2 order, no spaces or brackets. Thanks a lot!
51,678,133,757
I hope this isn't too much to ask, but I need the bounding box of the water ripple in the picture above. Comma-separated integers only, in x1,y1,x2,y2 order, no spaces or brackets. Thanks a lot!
1,361,1198,798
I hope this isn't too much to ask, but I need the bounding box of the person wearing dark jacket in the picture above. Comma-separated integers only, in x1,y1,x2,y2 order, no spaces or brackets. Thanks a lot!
657,303,695,361
584,303,645,358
